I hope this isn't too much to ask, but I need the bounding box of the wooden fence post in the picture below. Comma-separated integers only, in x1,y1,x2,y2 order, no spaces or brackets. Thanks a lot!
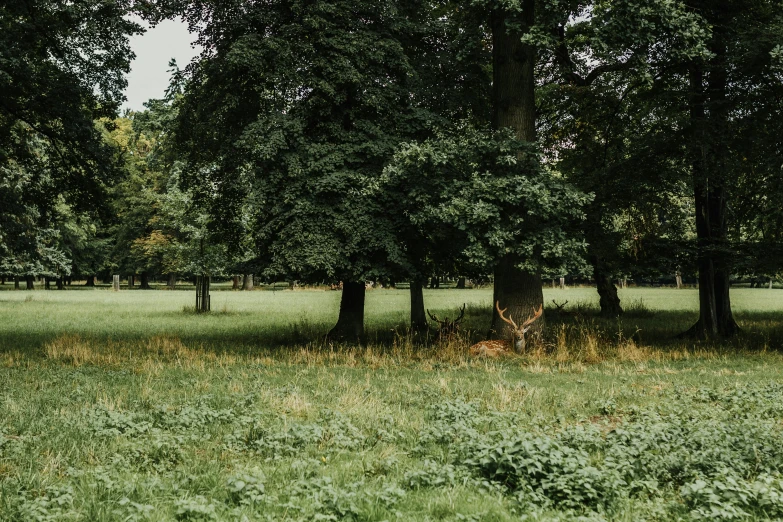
196,275,211,312
113,275,120,291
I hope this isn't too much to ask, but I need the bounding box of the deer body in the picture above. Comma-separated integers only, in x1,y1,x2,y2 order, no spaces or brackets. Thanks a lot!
469,301,543,356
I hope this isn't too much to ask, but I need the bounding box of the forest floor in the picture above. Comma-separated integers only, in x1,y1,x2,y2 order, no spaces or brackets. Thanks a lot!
2,286,783,521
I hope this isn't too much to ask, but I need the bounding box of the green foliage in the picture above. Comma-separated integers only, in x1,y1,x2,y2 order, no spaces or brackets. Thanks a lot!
0,0,140,274
383,125,590,275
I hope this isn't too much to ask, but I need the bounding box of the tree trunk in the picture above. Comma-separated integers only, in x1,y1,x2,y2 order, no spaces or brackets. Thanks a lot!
139,272,151,289
490,256,544,339
682,38,738,339
232,275,239,290
56,277,64,290
327,281,365,342
429,276,439,289
25,275,35,290
14,276,20,290
456,277,466,289
488,1,543,339
85,276,95,287
129,275,135,288
168,273,176,288
196,275,211,312
410,279,428,334
45,278,51,290
243,274,254,291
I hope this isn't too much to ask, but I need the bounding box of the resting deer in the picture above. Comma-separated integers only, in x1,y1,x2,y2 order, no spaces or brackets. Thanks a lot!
427,304,466,341
469,301,543,357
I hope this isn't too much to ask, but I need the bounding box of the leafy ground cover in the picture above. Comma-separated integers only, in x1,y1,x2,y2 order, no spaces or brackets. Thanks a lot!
2,287,783,520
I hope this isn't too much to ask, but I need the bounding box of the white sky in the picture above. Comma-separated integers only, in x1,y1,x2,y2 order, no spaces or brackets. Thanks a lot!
123,17,201,112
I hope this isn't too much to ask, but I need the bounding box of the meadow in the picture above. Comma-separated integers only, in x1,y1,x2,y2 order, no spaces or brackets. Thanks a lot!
3,285,783,521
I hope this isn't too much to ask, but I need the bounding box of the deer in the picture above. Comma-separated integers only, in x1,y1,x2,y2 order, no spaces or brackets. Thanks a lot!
427,304,466,341
469,301,543,357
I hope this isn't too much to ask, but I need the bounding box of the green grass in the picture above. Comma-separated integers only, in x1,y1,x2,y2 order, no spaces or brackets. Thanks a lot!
3,286,783,520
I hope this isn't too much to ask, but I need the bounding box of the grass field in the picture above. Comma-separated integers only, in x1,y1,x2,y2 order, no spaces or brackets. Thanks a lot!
3,286,783,520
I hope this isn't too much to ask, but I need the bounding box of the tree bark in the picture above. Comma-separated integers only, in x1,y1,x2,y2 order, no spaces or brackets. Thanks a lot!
85,276,95,287
327,281,365,342
242,274,254,291
456,277,466,289
490,256,544,339
488,1,544,339
140,272,151,289
410,279,428,334
25,275,34,290
129,275,135,288
232,275,239,290
168,273,176,288
682,37,738,339
56,277,64,290
14,276,20,290
45,278,51,290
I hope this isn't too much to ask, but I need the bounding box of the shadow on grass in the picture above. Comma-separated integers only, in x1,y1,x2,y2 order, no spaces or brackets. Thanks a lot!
4,308,783,362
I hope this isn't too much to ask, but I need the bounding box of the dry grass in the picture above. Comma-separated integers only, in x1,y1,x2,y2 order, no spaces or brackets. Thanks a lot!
37,323,740,375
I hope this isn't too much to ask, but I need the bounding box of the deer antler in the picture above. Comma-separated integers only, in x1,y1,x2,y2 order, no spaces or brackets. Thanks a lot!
495,301,518,330
521,305,544,331
427,310,448,324
551,299,569,311
454,303,466,324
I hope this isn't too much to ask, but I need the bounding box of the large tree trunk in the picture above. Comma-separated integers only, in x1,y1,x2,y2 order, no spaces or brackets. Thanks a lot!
14,276,20,290
25,275,35,290
488,1,544,339
682,38,738,339
140,272,151,289
168,273,176,288
56,277,64,290
242,274,254,291
490,256,543,339
456,277,466,289
410,279,428,335
327,281,366,342
85,275,95,287
232,275,239,290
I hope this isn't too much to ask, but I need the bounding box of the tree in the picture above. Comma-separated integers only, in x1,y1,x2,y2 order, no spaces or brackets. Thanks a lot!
678,1,783,338
538,0,710,315
0,1,140,276
153,0,441,340
382,125,588,330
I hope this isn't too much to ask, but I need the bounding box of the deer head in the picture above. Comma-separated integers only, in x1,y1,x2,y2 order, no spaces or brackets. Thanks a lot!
496,301,543,353
427,303,466,340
